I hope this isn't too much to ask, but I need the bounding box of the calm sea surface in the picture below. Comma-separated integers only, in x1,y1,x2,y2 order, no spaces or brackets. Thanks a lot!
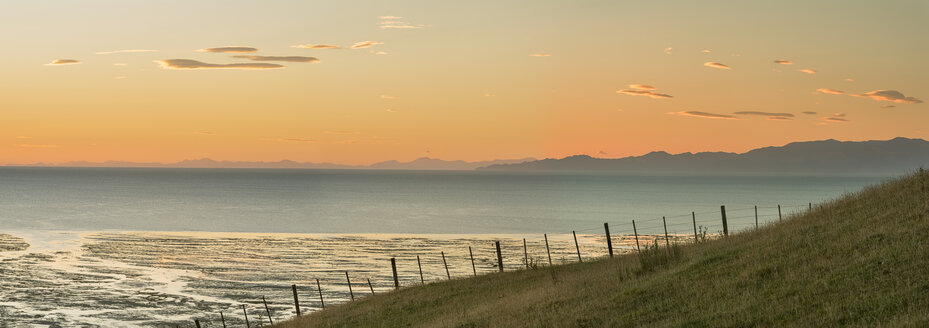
0,167,888,326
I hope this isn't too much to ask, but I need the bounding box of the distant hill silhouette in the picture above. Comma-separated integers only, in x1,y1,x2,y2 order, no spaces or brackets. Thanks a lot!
478,138,929,175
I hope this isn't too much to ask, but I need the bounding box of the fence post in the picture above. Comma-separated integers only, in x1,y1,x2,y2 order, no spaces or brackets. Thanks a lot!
604,223,613,258
391,258,399,290
416,255,424,285
316,278,325,309
523,238,529,269
441,251,451,279
720,205,729,237
544,234,553,267
242,304,251,328
195,319,201,328
572,231,582,262
495,241,504,272
367,278,375,294
662,216,670,249
220,311,226,328
754,205,758,228
345,272,354,301
291,284,301,316
632,220,641,252
469,246,477,276
809,202,812,211
262,296,273,324
778,204,782,221
691,212,698,243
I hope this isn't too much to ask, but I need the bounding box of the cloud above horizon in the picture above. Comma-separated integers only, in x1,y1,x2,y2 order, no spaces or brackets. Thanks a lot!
734,111,795,120
798,69,817,74
628,84,656,90
851,90,923,104
96,49,159,55
156,59,284,70
46,59,80,66
197,46,258,53
529,53,550,57
704,62,730,70
668,111,738,120
379,16,424,29
292,44,341,49
802,111,818,115
232,55,320,63
263,137,315,143
350,41,382,49
774,60,793,65
816,88,845,95
617,88,672,99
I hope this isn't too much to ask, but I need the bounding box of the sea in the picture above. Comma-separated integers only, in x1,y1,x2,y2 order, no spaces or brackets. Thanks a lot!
0,167,888,327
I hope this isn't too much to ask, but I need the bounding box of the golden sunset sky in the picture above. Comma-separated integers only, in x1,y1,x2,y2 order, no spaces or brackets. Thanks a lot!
1,0,926,165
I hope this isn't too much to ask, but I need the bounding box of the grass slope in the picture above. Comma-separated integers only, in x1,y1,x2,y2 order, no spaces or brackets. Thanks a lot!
274,170,929,327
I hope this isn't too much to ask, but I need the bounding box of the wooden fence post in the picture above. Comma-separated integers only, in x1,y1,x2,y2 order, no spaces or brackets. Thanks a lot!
604,223,613,258
242,304,250,328
391,258,399,290
316,278,325,309
220,311,226,328
195,319,201,328
572,231,582,262
720,205,729,237
523,238,529,269
495,241,504,272
291,284,301,316
262,296,273,324
632,220,641,252
662,216,670,249
441,251,451,279
778,204,782,221
416,255,424,285
469,246,477,276
367,278,375,295
754,206,758,228
544,234,553,267
345,272,354,301
691,212,698,243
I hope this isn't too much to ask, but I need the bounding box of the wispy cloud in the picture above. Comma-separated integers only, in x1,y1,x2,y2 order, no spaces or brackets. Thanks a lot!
845,78,855,82
628,84,657,90
156,59,283,70
46,59,80,66
232,55,320,63
380,95,395,99
324,130,361,135
851,90,923,104
668,111,738,120
617,89,672,99
529,53,550,57
386,108,397,113
820,113,848,123
798,69,817,74
196,131,216,135
880,105,896,109
802,111,817,115
370,50,388,55
379,16,425,29
292,44,341,50
700,49,711,53
18,144,59,148
816,88,845,95
263,138,315,143
96,49,158,55
197,46,258,53
734,111,795,120
379,16,403,19
350,41,382,49
704,62,730,70
774,60,793,65
663,47,673,55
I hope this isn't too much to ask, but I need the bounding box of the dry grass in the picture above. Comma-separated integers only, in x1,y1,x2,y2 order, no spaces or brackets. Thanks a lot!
273,169,929,327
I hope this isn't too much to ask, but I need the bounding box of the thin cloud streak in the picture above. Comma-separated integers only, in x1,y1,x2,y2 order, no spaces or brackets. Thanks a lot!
704,62,730,70
617,89,672,99
292,44,341,49
46,59,80,66
197,46,259,53
232,55,320,63
156,59,283,70
816,88,845,95
734,111,795,118
668,111,739,120
629,84,656,90
529,54,550,57
96,49,159,55
798,69,817,74
774,60,793,65
350,41,382,49
851,90,923,104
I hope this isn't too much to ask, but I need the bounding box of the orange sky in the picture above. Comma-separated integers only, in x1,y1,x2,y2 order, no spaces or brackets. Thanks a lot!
1,1,926,165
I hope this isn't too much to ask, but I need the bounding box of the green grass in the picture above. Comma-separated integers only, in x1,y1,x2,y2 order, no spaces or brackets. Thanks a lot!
273,169,929,327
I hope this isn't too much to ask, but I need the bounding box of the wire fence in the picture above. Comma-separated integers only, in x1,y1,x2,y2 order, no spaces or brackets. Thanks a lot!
174,202,816,327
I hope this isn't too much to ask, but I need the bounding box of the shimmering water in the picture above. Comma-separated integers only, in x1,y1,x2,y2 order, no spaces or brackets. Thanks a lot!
0,167,885,326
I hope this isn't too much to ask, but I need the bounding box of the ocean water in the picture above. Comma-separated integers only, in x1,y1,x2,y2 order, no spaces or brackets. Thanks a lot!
0,167,886,326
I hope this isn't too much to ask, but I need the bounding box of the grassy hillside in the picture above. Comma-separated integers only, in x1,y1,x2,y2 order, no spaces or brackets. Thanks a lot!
274,170,929,327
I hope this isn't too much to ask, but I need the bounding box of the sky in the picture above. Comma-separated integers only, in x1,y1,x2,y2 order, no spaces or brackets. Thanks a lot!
1,0,927,165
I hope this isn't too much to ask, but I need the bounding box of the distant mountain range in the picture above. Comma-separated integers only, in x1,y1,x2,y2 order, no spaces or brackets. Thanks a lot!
12,157,537,171
478,137,929,175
